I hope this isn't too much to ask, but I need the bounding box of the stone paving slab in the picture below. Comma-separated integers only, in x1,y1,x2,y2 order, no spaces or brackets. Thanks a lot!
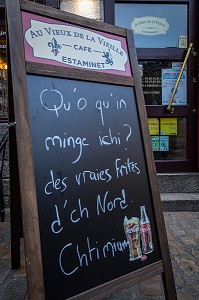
1,210,199,299
160,194,199,211
161,193,199,201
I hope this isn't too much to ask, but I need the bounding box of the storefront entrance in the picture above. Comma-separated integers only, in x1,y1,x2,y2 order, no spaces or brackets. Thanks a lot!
104,0,198,172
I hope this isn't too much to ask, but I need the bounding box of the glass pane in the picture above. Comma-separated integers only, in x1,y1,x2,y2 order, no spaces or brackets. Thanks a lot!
148,117,187,160
29,0,44,3
139,61,187,106
46,0,59,6
29,0,59,6
115,4,187,48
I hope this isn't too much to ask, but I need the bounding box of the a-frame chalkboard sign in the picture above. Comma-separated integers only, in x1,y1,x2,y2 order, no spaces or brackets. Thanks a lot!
6,0,177,299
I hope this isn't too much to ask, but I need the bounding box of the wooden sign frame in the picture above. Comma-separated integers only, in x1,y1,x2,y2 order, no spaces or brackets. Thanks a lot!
6,0,177,299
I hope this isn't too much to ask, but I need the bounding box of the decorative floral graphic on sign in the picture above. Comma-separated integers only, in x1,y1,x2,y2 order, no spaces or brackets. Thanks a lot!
102,49,113,65
48,38,62,56
124,206,154,262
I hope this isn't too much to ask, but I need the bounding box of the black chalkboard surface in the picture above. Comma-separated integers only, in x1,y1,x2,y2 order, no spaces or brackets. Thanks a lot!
28,75,161,299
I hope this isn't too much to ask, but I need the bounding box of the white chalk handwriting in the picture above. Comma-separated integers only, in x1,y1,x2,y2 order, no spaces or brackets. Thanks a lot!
59,236,128,276
40,88,126,125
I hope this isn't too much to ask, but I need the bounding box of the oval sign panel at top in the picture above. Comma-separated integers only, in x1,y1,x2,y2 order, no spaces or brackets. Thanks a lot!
22,12,131,76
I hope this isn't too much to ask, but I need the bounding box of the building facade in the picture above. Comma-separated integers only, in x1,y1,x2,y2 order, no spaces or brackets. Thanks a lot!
0,0,199,207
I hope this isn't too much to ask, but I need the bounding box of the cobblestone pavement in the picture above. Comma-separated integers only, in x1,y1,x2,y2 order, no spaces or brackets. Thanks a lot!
0,210,199,300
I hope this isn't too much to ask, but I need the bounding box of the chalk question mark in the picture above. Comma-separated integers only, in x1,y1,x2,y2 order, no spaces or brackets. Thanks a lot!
124,124,132,142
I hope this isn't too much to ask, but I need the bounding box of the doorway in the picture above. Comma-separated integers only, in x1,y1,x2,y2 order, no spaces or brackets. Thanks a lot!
104,0,198,172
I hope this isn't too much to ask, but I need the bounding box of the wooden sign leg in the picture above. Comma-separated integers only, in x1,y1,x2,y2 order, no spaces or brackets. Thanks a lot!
8,53,23,268
0,129,8,222
9,126,22,269
162,260,177,300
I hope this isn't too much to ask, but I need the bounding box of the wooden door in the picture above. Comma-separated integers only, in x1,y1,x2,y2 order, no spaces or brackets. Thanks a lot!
104,0,199,172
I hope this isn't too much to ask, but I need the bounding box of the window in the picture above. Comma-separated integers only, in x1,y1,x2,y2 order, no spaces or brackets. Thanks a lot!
149,117,187,160
115,4,187,48
139,60,186,106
